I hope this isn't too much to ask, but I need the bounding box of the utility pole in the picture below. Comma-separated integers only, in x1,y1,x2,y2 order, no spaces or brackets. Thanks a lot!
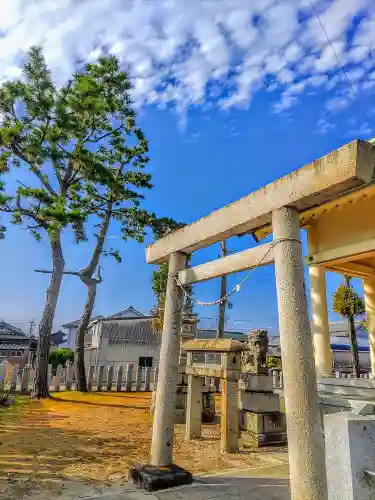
216,240,227,339
28,320,36,337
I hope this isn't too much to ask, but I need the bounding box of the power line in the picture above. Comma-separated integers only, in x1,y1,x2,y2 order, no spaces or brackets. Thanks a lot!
309,0,373,132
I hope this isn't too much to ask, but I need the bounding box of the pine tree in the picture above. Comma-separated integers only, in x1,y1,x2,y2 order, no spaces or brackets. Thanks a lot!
332,276,365,377
0,47,151,397
150,218,192,331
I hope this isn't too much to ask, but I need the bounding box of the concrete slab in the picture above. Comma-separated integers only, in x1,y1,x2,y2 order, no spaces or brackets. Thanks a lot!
87,478,290,500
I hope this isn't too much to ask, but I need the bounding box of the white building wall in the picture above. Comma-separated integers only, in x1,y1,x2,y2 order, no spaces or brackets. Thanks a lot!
62,326,78,349
96,343,160,372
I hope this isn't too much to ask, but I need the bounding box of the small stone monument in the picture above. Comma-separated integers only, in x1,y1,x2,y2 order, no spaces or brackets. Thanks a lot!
240,329,287,446
241,329,269,374
183,338,244,452
150,312,200,423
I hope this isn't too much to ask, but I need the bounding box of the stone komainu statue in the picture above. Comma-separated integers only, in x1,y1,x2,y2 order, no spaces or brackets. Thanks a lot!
242,329,269,374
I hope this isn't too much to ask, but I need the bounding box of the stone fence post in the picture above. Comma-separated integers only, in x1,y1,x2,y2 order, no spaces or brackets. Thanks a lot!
20,364,31,393
125,364,133,392
10,364,18,392
116,365,123,392
87,365,95,391
97,365,105,391
47,364,52,390
0,364,5,390
144,367,151,391
152,367,158,389
66,361,74,390
135,366,142,392
54,365,62,392
107,365,114,391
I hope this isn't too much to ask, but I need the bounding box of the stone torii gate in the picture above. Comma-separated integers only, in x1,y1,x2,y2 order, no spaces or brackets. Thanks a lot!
138,139,375,499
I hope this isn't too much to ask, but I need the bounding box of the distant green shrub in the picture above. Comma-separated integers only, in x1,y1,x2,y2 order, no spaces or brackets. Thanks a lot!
48,348,74,369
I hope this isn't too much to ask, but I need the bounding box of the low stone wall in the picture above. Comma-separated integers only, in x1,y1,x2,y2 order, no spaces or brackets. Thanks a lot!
318,377,375,400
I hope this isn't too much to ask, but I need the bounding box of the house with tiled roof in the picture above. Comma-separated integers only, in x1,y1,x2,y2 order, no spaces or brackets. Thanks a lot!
0,321,38,367
84,309,161,370
62,306,162,370
61,305,145,350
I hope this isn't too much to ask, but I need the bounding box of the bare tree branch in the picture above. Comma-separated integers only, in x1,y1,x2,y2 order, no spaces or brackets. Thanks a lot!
35,269,79,275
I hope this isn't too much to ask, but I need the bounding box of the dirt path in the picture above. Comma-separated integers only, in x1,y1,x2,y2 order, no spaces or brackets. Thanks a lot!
0,392,287,499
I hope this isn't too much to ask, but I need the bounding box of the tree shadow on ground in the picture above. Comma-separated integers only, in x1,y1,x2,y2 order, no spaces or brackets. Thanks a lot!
0,397,152,499
50,394,149,410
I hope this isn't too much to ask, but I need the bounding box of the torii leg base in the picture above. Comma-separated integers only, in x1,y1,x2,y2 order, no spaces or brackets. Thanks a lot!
129,463,193,492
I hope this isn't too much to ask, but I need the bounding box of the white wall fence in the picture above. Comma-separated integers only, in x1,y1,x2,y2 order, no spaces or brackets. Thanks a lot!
0,362,161,394
2,362,370,395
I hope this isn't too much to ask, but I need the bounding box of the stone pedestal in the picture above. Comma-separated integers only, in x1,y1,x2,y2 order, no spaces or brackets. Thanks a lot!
186,375,204,439
325,412,375,500
239,373,287,447
221,379,240,452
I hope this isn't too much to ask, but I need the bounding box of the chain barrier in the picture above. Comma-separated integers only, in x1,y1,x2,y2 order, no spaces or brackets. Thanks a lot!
175,237,301,307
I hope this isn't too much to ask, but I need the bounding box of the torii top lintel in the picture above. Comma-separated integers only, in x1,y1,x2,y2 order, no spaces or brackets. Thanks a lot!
146,140,375,264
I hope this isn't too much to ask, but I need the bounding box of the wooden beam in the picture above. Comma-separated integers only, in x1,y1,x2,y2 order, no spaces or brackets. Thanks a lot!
306,238,375,267
146,140,375,263
325,261,375,278
178,243,274,285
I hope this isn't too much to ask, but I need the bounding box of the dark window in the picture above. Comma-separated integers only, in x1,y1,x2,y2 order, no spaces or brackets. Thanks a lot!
139,357,153,367
11,351,16,357
16,351,22,357
0,351,6,357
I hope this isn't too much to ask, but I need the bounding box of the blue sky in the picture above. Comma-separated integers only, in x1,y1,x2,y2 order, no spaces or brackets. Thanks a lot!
0,0,374,335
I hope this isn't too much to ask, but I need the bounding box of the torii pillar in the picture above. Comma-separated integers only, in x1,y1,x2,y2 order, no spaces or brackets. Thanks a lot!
273,207,327,500
129,251,193,491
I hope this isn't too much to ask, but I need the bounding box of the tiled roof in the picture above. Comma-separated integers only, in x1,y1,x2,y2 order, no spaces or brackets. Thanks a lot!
0,321,27,337
196,329,247,342
62,315,104,328
108,305,146,319
103,318,160,346
63,306,147,328
0,344,28,350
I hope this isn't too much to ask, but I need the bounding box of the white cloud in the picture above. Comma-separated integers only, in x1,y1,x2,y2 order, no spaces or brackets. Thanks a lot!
0,0,374,117
325,96,350,112
316,117,336,134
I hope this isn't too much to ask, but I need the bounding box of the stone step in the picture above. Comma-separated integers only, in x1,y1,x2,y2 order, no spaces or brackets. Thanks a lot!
239,391,280,413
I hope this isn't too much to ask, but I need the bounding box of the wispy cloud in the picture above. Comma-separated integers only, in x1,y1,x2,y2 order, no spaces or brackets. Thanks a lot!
0,0,375,119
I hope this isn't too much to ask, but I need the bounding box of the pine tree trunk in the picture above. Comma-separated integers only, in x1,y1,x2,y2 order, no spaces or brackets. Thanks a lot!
33,233,64,398
348,315,360,378
75,281,97,392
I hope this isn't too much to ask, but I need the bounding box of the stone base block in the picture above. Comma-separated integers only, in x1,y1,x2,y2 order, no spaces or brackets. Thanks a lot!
129,463,193,492
325,412,375,500
241,430,287,447
239,374,273,392
240,391,280,413
175,408,186,424
240,411,286,434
